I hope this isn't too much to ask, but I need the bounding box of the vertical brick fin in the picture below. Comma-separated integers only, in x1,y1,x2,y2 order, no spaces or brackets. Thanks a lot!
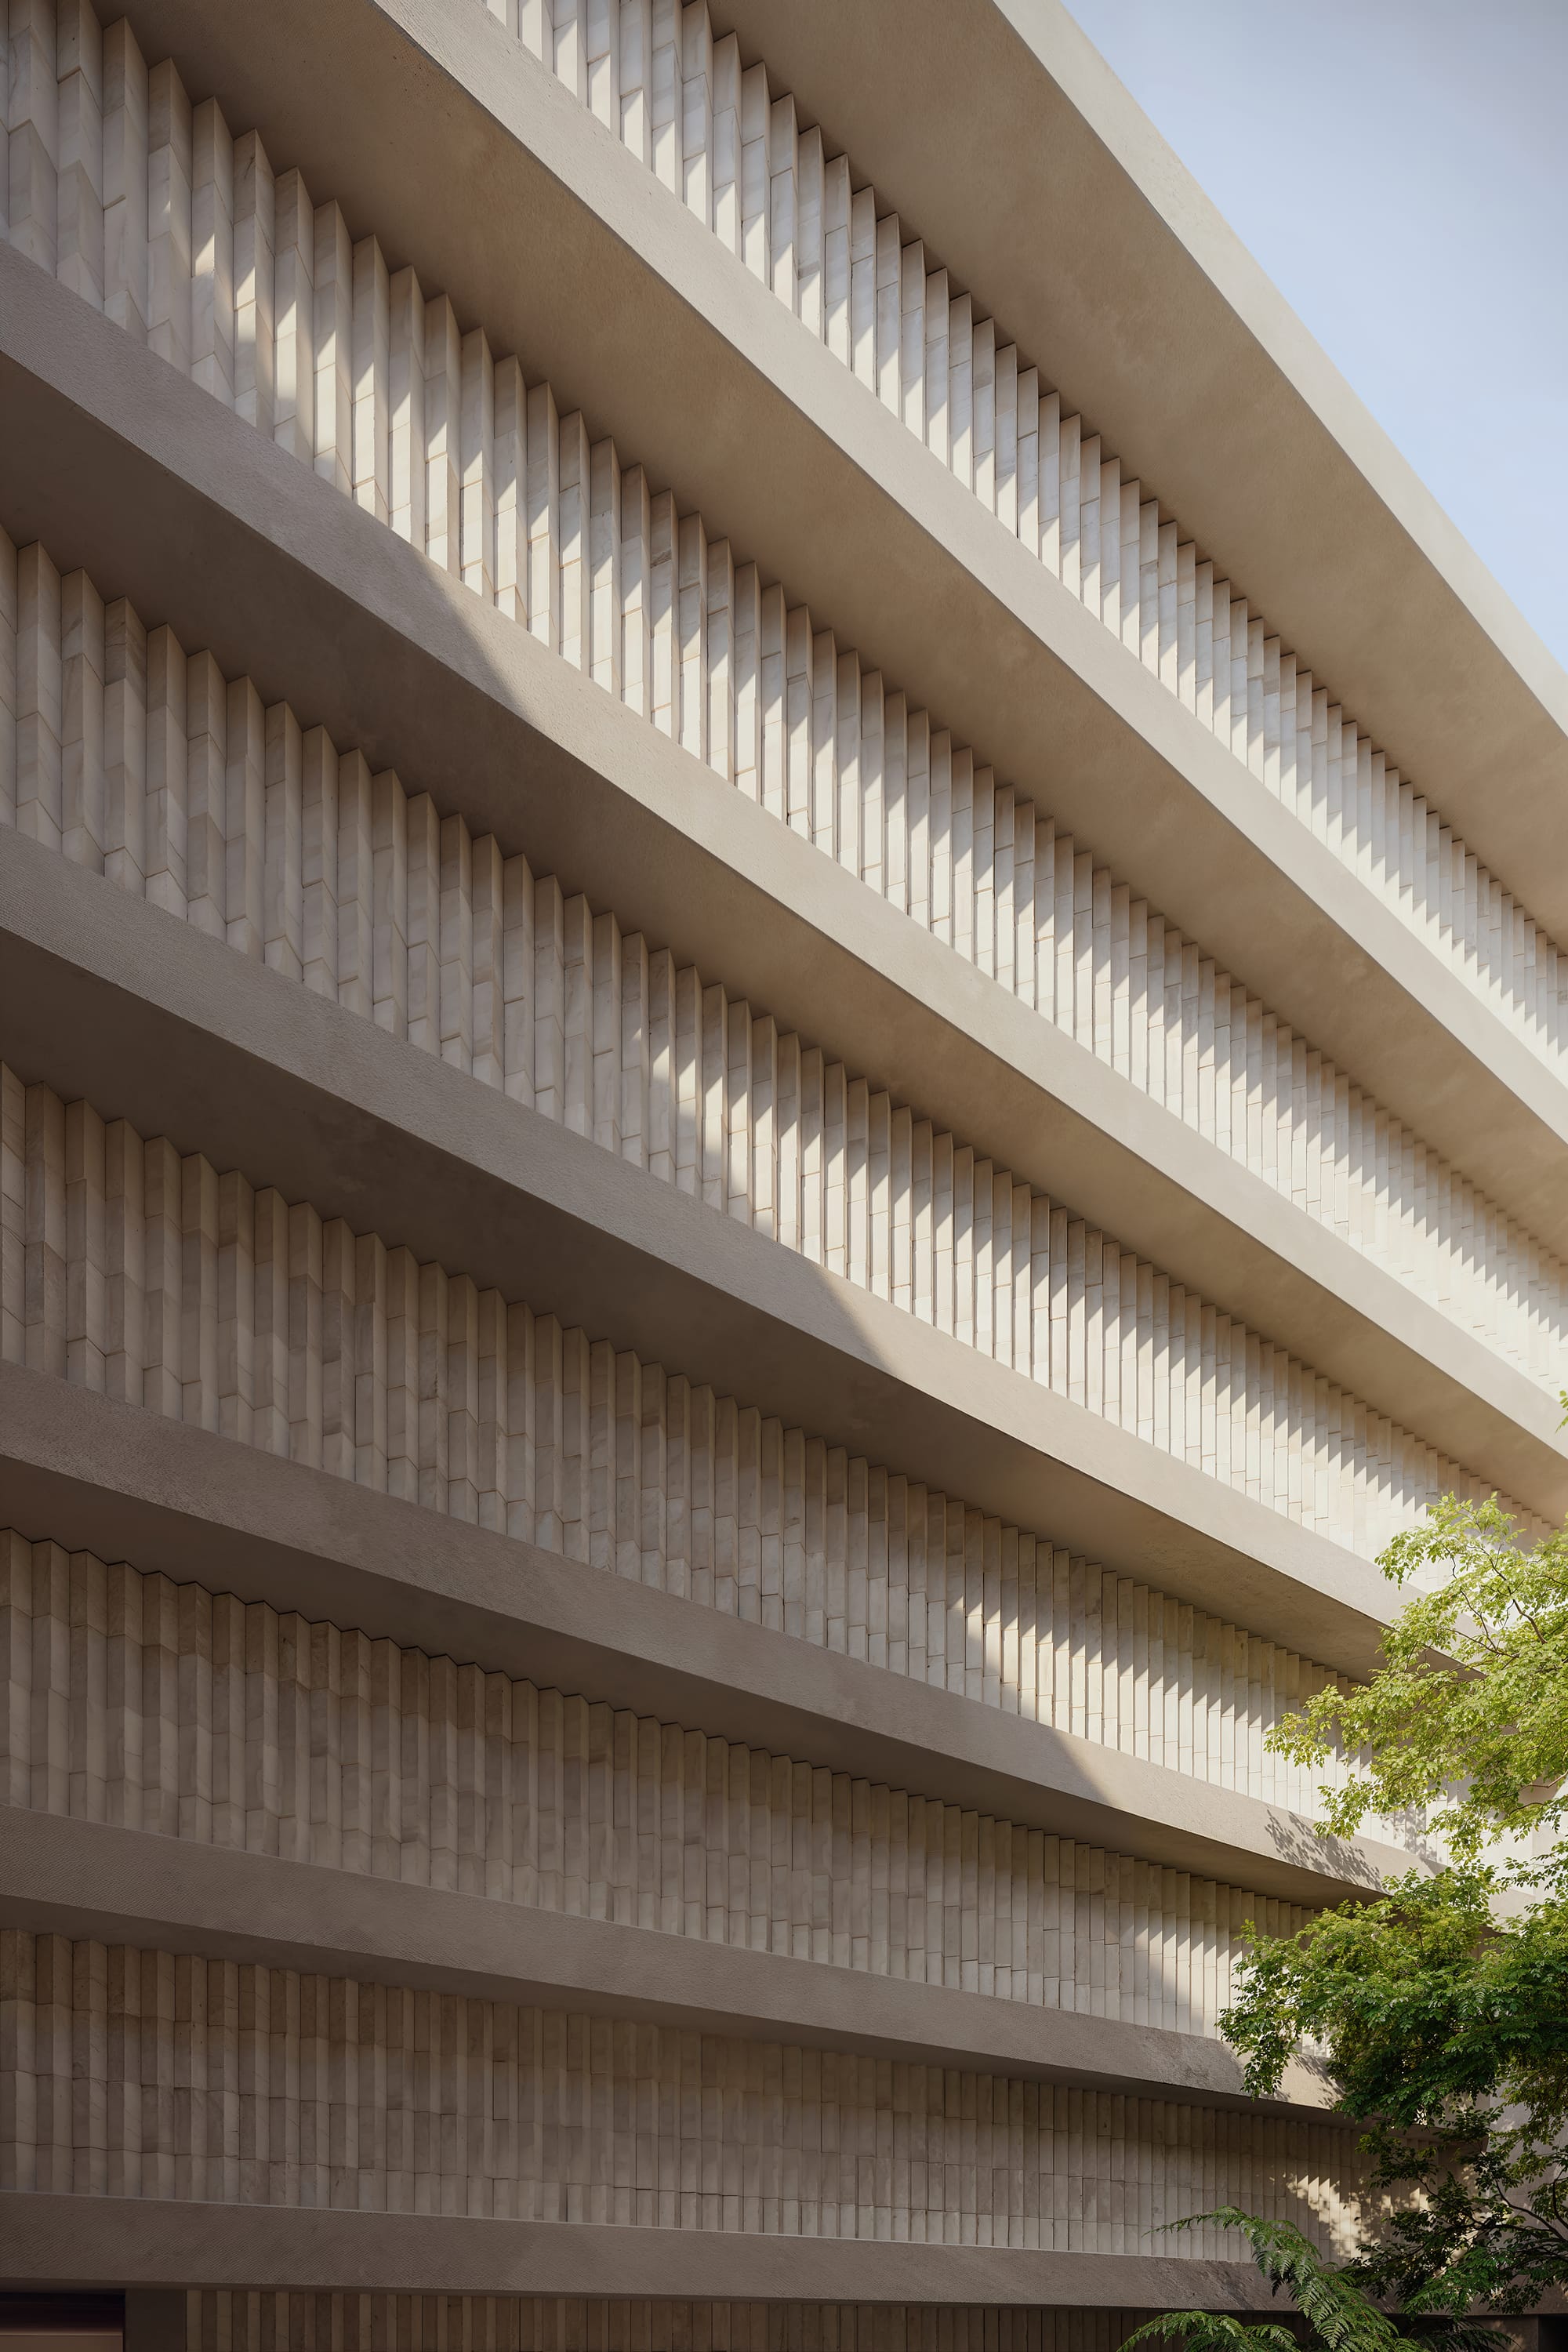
0,1058,1475,1833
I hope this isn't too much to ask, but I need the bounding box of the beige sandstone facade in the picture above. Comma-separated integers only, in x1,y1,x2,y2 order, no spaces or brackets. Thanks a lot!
1,2,1564,2348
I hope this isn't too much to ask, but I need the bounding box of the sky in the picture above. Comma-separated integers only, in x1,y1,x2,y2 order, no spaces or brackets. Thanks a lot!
1058,0,1568,671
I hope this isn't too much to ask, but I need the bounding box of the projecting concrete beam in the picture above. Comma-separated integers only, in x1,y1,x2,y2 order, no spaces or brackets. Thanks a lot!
708,0,1568,940
4,244,1567,1528
0,1366,1406,1907
0,2192,1285,2307
3,101,1568,1287
100,0,1568,970
0,837,1415,1688
0,1809,1330,2111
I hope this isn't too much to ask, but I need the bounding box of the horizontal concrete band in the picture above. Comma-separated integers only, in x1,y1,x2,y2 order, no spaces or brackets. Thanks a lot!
379,0,1568,982
0,1810,1325,2111
0,1363,1406,1907
0,835,1412,1685
1,271,1561,1523
4,129,1568,1279
0,2194,1278,2306
709,0,1568,935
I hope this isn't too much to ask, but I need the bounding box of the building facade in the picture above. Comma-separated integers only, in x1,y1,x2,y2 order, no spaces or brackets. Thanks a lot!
2,2,1566,2347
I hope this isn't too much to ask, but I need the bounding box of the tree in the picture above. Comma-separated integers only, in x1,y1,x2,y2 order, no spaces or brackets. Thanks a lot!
1218,1493,1568,2316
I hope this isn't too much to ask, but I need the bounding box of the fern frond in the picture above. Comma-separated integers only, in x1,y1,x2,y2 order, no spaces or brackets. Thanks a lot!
1171,2211,1398,2352
1118,2319,1299,2352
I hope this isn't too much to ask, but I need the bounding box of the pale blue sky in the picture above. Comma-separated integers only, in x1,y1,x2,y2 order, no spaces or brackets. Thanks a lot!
1059,0,1568,670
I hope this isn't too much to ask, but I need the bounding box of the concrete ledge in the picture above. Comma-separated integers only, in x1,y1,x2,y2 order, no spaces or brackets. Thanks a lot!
0,836,1415,1683
0,2194,1286,2306
0,1810,1329,2111
4,256,1568,1532
709,0,1568,931
0,274,1562,1533
0,1365,1408,1907
17,6,1568,1269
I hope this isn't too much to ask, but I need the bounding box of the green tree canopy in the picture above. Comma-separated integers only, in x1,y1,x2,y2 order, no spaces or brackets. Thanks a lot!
1215,1492,1568,2315
1267,1493,1568,1858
